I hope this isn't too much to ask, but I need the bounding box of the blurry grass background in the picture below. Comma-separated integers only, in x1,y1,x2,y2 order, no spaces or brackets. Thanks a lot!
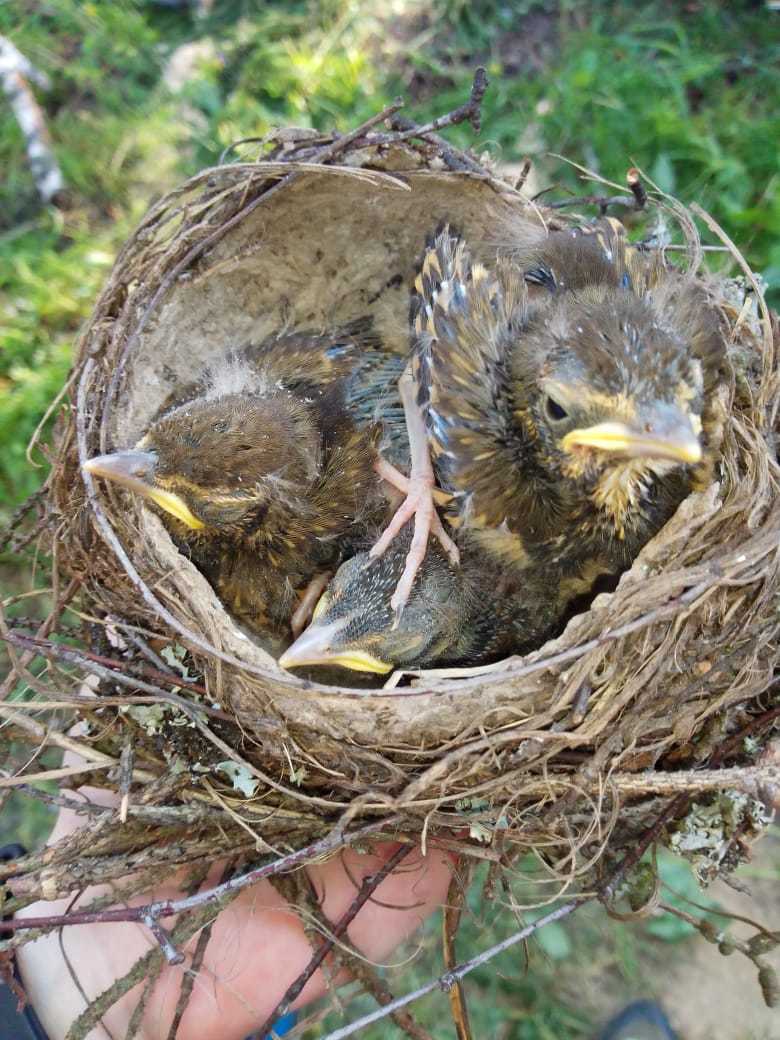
1,2,779,1037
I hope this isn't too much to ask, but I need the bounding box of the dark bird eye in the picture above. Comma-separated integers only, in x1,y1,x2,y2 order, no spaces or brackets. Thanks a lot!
213,420,229,433
545,396,568,422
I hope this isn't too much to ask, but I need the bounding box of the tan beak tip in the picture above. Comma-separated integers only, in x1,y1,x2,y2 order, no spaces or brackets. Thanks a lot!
278,627,393,675
81,450,158,484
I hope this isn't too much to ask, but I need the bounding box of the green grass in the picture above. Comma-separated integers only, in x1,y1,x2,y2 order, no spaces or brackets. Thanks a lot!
1,0,778,513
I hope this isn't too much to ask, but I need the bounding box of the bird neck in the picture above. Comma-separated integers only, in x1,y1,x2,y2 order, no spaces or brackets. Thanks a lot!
581,457,662,540
581,455,692,551
453,553,558,664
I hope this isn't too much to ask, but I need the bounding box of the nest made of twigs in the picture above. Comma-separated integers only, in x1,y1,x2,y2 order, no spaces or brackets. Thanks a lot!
3,87,780,1038
9,99,779,886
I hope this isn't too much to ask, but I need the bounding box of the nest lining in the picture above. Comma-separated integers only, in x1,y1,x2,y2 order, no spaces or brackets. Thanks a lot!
25,127,775,868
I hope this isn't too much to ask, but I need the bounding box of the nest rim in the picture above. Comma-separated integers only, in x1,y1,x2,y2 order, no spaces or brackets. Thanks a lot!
47,118,780,780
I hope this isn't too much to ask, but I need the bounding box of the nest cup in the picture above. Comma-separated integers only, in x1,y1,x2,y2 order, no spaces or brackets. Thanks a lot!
52,132,780,853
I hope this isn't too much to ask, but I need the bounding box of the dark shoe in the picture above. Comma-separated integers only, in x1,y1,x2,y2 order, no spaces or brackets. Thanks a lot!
598,1000,678,1040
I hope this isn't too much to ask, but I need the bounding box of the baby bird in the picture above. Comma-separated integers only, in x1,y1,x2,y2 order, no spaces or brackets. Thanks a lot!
279,530,557,674
411,222,726,599
83,324,407,638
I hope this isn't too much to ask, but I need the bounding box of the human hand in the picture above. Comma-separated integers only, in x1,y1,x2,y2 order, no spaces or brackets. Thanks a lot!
15,781,454,1040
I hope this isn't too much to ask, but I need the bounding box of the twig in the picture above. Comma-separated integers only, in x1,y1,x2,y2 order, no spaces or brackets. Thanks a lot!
125,973,159,1040
0,486,46,552
1,629,237,721
545,191,639,213
326,68,491,176
657,901,779,1009
165,860,237,1040
466,765,780,801
710,705,780,766
63,885,239,1040
122,628,180,677
286,869,434,1040
254,844,412,1038
599,794,687,903
8,782,229,826
0,576,81,701
118,741,134,824
0,703,156,787
598,709,780,907
442,867,473,1040
0,36,49,88
514,158,532,192
3,626,210,698
390,67,488,139
691,202,774,360
0,818,398,934
634,243,731,253
0,763,114,789
318,901,582,1040
143,916,183,965
388,115,486,175
328,945,434,1040
626,167,648,209
0,35,64,203
537,163,647,214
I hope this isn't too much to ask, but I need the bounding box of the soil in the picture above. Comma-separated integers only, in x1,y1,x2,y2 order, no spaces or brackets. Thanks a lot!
660,824,780,1040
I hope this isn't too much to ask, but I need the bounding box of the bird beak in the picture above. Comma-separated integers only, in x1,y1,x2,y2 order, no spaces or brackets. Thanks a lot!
561,409,702,465
82,451,205,531
279,618,393,675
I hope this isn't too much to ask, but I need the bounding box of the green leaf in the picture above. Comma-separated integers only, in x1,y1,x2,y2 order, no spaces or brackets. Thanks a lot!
535,921,573,961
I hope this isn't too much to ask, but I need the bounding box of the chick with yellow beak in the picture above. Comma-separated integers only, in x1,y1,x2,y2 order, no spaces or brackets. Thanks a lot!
411,223,724,590
82,324,410,639
280,530,558,675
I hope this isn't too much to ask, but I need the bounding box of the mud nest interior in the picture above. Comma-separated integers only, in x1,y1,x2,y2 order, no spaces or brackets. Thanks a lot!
4,102,780,965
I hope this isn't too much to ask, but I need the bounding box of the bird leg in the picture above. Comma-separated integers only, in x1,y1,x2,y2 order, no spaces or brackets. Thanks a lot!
370,366,459,616
374,458,452,507
290,571,333,638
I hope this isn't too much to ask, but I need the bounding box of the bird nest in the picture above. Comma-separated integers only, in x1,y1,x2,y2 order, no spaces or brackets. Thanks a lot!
3,84,780,1031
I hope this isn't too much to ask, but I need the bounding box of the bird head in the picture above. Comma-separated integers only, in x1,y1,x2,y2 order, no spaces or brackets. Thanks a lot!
83,392,320,536
278,538,464,675
514,290,706,489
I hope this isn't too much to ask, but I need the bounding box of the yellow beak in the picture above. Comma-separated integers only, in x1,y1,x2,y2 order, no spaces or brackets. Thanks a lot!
561,418,701,465
279,618,392,675
82,451,205,531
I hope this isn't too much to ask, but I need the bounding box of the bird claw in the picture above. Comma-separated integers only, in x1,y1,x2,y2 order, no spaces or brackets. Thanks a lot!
371,472,460,618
